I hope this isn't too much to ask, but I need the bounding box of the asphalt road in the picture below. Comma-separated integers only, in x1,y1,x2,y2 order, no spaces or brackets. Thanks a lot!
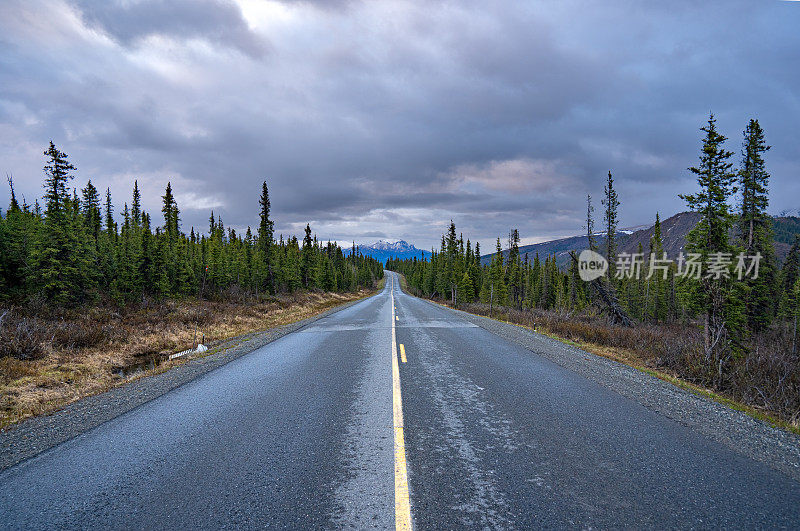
2,271,800,528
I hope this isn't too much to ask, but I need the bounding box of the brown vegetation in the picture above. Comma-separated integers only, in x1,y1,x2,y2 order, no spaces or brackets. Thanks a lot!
0,290,372,428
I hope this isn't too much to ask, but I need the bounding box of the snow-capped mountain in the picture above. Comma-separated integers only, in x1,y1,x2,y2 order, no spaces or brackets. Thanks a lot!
344,239,431,264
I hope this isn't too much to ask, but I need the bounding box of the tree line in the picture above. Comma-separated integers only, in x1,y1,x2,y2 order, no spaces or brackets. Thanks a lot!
388,115,800,368
0,142,384,306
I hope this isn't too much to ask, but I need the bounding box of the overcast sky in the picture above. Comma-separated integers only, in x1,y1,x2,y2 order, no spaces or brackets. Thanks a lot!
1,0,798,250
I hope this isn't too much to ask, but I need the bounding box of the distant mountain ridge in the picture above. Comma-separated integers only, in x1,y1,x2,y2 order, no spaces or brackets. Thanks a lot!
344,239,431,264
480,212,799,269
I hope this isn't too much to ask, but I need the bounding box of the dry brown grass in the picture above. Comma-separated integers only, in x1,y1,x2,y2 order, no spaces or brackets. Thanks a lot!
0,290,373,429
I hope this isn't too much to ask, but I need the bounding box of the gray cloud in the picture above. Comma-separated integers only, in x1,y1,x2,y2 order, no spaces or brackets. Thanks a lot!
1,0,799,251
70,0,267,58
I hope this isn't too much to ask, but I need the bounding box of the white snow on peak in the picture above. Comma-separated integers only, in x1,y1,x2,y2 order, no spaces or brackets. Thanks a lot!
367,239,414,251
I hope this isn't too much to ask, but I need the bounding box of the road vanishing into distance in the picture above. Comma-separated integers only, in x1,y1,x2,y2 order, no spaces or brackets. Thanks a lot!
2,271,800,528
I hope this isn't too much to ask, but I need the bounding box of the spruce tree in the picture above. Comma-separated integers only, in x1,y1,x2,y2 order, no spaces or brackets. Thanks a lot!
286,237,302,292
175,235,194,295
586,194,596,252
531,253,542,307
647,213,667,322
32,142,80,304
301,224,314,288
139,212,155,299
104,188,115,236
739,119,770,251
602,171,620,278
151,228,170,299
458,270,474,304
131,180,142,227
423,253,436,295
70,188,99,302
257,181,275,292
507,229,522,307
100,188,118,298
568,257,580,309
681,113,737,257
81,180,101,248
738,119,776,331
490,238,508,306
161,182,180,242
680,113,740,368
2,177,34,299
161,182,180,293
118,202,140,300
446,221,458,302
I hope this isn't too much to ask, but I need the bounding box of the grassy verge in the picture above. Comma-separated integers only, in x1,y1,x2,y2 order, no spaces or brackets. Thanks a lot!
0,289,375,429
396,272,408,292
393,273,800,436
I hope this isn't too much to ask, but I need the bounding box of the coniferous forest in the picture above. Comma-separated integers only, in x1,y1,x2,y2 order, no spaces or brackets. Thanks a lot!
0,142,383,307
0,142,384,425
388,115,800,426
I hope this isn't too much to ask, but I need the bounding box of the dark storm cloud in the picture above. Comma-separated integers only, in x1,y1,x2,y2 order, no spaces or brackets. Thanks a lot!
1,0,799,250
70,0,267,58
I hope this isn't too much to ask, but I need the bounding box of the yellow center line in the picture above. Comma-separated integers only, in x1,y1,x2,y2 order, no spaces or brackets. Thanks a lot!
391,276,412,529
399,344,407,363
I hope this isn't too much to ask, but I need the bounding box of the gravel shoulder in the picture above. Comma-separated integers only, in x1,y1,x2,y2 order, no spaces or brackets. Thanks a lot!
0,294,374,472
414,297,800,482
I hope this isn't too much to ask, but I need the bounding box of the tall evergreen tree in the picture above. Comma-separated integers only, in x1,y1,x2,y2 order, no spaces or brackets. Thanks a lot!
104,188,115,235
161,182,180,242
680,113,740,368
2,176,34,298
301,224,314,288
738,119,776,331
286,236,303,292
161,182,180,293
458,270,474,304
131,180,142,227
490,238,508,305
32,142,81,303
506,229,522,306
646,213,668,322
81,180,101,247
602,171,619,277
586,194,596,252
680,113,737,258
257,181,275,292
100,187,117,298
